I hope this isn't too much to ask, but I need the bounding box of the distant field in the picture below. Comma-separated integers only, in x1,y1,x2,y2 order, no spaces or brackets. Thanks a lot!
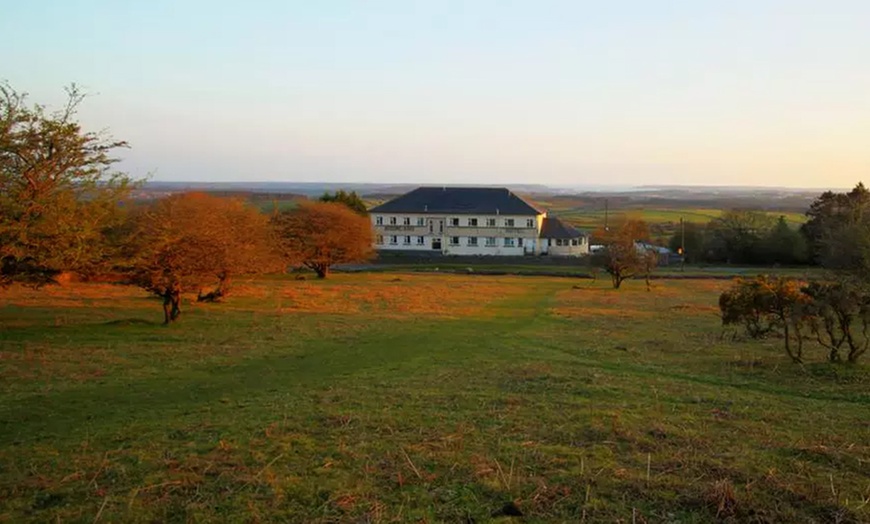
1,274,866,522
543,207,806,232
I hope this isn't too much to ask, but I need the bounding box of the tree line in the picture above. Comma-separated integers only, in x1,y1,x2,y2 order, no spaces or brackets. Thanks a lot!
1,83,373,323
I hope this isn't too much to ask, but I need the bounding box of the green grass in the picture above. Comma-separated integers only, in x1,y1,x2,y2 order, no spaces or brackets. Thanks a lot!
538,207,806,231
0,275,867,522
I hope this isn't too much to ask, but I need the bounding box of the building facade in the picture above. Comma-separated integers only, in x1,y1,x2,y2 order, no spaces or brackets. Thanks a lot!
370,187,589,256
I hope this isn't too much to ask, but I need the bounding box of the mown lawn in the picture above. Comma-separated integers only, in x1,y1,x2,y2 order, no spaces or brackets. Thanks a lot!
0,274,867,523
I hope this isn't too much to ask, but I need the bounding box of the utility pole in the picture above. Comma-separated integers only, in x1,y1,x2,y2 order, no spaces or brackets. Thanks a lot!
680,216,685,272
604,199,609,232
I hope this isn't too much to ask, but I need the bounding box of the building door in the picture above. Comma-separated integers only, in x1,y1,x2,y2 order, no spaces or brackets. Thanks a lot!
432,238,442,250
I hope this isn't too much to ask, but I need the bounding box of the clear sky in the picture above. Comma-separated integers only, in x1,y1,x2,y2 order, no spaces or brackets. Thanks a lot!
2,1,868,188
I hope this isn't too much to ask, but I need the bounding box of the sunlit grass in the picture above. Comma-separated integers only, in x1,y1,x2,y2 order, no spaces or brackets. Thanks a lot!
0,275,866,522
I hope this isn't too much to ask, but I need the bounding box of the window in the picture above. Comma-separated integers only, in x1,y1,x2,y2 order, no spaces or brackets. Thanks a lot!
450,236,460,245
376,235,384,245
518,238,524,247
504,238,515,247
571,239,578,246
486,218,497,227
556,239,564,246
417,236,425,245
504,218,515,227
376,216,384,225
389,216,397,225
416,217,425,226
403,217,411,226
485,237,497,247
526,218,535,228
390,236,398,245
468,218,478,227
451,218,460,226
468,237,478,246
403,236,411,245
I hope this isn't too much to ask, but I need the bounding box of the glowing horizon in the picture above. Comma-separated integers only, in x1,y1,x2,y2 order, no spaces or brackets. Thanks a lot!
3,1,868,189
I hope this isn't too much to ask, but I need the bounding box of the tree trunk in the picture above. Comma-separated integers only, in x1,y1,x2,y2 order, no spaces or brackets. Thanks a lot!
162,282,181,324
315,265,329,279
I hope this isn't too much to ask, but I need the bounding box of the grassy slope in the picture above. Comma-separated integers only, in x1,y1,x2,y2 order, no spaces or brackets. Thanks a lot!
0,275,867,523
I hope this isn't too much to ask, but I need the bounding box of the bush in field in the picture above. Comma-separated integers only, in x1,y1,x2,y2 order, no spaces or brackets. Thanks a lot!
1,82,133,288
802,278,870,363
720,275,869,364
271,201,373,279
719,275,810,363
122,192,281,323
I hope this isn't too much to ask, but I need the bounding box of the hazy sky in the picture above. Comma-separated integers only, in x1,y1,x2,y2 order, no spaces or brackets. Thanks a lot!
3,1,868,187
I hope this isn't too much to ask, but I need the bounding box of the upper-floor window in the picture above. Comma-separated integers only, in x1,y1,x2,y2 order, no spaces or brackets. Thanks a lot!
451,218,460,226
486,218,497,227
403,217,411,226
416,217,425,226
504,218,515,227
376,216,384,225
468,218,478,227
389,216,397,225
526,218,535,228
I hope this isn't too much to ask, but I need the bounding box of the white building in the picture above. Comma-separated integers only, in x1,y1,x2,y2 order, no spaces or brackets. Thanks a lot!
370,187,589,256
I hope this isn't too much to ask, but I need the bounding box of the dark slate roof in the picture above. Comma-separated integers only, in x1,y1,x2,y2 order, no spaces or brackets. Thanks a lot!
369,187,542,215
540,217,586,239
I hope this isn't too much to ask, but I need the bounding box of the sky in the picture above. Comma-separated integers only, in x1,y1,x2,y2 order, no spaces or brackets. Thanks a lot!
2,1,869,188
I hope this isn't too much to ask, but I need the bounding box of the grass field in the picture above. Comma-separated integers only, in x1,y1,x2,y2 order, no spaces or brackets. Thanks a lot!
1,274,868,523
540,208,807,232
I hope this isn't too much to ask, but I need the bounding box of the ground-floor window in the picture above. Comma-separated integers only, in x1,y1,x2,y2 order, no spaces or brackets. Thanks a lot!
376,235,384,245
518,238,524,247
467,237,478,246
485,237,496,247
403,236,411,245
504,238,515,247
450,236,460,245
390,236,398,245
571,239,579,246
417,236,425,245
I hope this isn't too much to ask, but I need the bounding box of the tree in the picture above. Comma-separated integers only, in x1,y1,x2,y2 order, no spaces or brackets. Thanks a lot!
802,183,870,274
319,190,368,215
667,221,706,264
1,82,133,287
271,201,373,278
706,210,775,264
763,216,808,265
592,219,652,289
122,193,280,323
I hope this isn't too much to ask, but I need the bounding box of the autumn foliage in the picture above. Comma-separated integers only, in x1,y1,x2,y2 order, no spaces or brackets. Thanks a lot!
122,193,281,323
271,201,373,278
591,219,657,289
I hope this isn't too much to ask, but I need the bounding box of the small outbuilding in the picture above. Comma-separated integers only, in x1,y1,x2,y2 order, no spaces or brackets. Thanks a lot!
539,217,590,256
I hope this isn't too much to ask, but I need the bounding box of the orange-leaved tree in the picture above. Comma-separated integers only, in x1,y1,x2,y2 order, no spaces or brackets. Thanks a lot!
122,192,281,323
271,201,373,278
591,219,653,289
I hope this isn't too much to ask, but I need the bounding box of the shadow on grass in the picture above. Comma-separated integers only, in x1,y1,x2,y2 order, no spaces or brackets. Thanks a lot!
103,318,159,326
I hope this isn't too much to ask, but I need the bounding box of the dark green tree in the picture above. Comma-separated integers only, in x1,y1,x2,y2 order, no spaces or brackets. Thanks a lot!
667,221,707,264
706,210,775,264
319,190,368,215
763,216,808,265
802,183,870,274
